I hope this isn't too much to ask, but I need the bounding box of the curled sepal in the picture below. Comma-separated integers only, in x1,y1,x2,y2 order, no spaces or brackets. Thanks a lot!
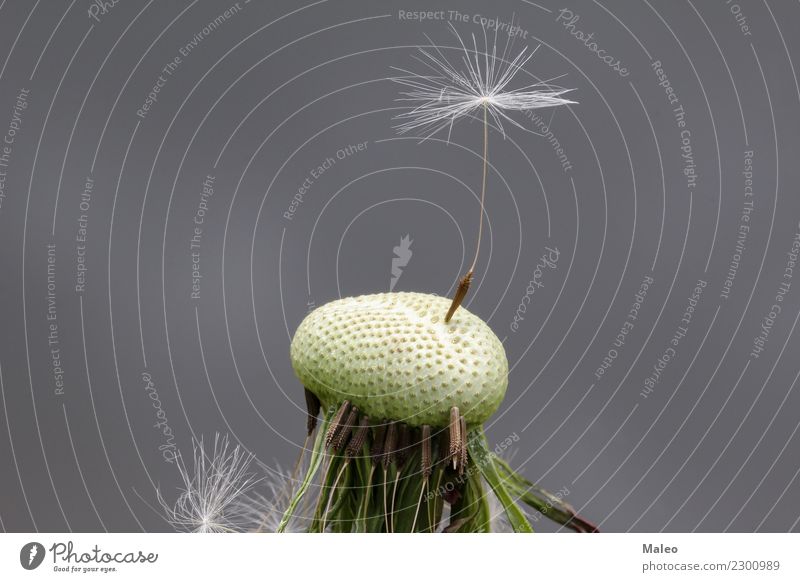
493,457,599,532
466,428,533,533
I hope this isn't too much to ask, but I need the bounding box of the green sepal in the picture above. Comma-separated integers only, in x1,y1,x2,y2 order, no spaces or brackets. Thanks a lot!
493,457,597,532
277,414,330,532
467,428,533,533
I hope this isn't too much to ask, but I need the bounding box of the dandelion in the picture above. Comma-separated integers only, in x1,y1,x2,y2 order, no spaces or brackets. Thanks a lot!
274,22,591,534
391,22,576,321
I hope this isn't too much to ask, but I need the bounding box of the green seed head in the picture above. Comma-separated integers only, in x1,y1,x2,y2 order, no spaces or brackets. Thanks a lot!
290,292,508,427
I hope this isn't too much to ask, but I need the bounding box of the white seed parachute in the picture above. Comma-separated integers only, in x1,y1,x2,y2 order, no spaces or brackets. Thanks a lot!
391,21,576,140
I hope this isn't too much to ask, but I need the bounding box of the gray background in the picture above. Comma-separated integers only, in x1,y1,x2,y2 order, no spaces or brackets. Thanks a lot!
0,0,799,533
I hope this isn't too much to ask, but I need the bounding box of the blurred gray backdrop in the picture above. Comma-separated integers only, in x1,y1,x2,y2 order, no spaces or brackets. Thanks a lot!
0,0,799,532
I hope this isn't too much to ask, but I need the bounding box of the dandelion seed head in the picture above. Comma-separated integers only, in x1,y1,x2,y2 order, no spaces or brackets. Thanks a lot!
391,21,576,140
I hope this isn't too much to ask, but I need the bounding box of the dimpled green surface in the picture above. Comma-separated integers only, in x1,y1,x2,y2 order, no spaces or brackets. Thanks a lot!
290,292,508,427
